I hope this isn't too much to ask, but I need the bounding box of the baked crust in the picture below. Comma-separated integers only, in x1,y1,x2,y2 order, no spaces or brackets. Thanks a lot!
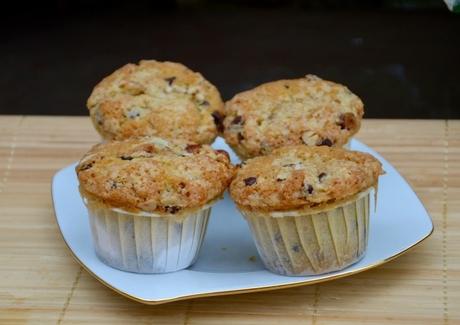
229,145,382,212
87,60,224,143
223,75,363,159
76,137,235,214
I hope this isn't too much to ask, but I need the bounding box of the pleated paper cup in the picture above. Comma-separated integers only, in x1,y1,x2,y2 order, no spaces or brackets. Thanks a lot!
83,197,212,274
239,188,373,276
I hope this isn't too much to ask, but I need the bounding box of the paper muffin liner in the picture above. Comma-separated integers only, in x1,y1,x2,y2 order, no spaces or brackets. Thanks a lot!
239,189,372,276
84,198,211,273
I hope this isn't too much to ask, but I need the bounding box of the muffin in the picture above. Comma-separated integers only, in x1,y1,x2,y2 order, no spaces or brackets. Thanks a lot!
87,60,225,143
230,145,383,276
223,75,364,159
76,137,234,273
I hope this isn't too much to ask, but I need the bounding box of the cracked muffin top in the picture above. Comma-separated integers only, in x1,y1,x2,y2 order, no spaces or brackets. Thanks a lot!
76,137,235,215
223,75,364,159
230,145,382,212
87,60,224,143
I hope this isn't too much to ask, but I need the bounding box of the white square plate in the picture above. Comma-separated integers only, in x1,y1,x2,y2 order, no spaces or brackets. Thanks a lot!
52,139,433,304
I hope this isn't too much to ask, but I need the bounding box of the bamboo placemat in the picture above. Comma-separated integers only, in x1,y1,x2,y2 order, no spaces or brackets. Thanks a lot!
0,116,458,324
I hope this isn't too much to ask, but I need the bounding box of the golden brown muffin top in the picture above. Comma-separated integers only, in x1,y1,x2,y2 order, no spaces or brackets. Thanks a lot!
230,145,382,212
223,75,364,159
76,137,235,215
87,60,224,143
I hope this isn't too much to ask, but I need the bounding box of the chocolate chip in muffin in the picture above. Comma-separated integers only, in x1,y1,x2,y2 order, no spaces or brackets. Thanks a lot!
337,112,357,130
164,76,176,85
284,84,290,89
211,111,224,132
237,132,245,142
304,184,314,195
126,107,142,119
318,172,327,182
232,115,243,125
236,161,247,168
185,144,202,154
80,162,94,171
319,138,333,147
120,155,133,160
165,205,181,214
215,149,230,160
244,177,257,186
110,180,118,190
199,100,210,106
178,182,186,189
